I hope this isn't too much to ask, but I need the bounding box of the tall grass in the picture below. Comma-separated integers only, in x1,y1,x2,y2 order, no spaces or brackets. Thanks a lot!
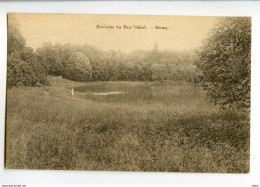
5,80,250,172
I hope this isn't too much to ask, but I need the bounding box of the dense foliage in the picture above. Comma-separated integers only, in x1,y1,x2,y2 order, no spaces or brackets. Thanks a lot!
35,43,197,83
195,17,251,109
7,17,48,87
36,43,63,76
63,51,92,81
8,38,197,86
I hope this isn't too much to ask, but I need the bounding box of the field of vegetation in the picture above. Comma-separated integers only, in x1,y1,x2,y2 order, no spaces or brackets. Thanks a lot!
5,77,250,172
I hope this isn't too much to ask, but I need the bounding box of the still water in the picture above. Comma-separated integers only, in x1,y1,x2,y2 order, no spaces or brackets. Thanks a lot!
73,82,203,104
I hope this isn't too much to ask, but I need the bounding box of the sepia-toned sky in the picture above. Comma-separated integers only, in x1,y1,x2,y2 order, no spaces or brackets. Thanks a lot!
9,13,218,52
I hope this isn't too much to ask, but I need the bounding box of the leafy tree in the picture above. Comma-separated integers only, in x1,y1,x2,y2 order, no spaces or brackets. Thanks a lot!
7,52,35,87
195,17,251,109
36,43,63,76
20,47,48,85
7,16,48,87
54,43,74,72
7,16,26,55
63,51,92,81
82,44,108,81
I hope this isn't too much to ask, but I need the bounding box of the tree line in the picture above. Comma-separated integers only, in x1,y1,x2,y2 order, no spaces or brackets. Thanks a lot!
7,17,197,88
37,43,197,82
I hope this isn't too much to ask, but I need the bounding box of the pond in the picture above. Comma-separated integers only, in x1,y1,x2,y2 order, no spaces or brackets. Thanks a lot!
73,82,204,105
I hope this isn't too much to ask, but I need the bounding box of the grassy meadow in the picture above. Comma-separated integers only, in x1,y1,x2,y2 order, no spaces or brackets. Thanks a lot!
5,77,250,172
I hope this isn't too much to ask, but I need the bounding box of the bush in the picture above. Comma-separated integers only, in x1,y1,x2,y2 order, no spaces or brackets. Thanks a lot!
195,17,251,110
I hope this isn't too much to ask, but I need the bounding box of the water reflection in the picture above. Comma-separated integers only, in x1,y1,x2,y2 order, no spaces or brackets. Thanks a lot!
73,83,203,104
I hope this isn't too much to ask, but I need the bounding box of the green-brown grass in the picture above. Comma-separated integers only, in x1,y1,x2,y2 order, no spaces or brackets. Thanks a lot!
5,77,250,172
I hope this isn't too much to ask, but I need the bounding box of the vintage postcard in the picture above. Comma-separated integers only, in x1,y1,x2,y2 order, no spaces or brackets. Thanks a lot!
5,13,251,172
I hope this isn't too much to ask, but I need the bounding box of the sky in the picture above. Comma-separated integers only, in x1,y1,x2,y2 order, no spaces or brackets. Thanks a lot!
9,13,218,52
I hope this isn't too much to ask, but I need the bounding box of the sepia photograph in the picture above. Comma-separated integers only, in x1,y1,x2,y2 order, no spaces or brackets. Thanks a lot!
5,13,251,173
